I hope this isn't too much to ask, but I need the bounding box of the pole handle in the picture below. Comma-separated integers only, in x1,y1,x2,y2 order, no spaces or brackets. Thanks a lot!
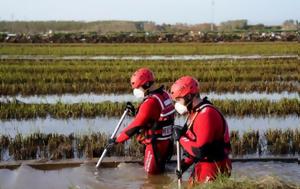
176,141,182,188
96,109,129,168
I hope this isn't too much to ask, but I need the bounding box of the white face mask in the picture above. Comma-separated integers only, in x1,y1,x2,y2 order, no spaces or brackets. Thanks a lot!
133,88,145,99
175,102,188,115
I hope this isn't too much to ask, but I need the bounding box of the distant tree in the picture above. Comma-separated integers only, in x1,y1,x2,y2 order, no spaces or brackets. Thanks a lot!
191,23,216,32
219,20,248,31
143,22,157,32
158,23,173,32
249,24,265,31
135,22,145,32
282,20,297,30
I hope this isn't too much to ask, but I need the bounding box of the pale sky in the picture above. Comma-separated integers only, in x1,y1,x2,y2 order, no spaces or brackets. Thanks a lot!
0,0,299,25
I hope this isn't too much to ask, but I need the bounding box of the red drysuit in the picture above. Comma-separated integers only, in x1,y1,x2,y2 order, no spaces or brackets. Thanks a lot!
116,87,175,174
179,99,232,184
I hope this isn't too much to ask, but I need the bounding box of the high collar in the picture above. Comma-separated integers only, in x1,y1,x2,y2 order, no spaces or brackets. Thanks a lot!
190,96,211,113
147,85,164,95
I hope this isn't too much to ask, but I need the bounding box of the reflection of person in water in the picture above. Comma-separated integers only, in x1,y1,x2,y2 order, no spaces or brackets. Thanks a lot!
111,68,176,174
171,76,232,185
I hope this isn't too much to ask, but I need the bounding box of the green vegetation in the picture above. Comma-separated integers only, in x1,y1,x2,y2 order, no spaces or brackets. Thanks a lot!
1,42,299,55
193,175,300,189
0,99,299,120
1,58,299,95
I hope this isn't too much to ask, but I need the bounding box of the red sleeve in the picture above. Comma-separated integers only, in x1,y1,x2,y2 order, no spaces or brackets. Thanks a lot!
179,107,223,157
116,98,161,143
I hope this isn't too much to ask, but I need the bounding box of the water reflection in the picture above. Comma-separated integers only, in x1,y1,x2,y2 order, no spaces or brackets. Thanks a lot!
0,54,298,61
0,116,299,137
1,91,298,104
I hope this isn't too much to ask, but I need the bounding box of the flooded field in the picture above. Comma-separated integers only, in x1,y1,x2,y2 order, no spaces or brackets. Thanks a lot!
0,161,299,189
0,116,299,137
0,42,299,188
0,116,299,161
1,91,299,104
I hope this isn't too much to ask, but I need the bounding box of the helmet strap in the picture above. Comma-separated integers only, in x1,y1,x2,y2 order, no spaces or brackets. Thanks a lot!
142,81,154,96
184,94,196,112
142,81,154,90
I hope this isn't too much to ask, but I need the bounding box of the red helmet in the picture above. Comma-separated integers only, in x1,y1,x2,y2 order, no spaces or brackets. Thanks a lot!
170,76,199,100
130,68,155,88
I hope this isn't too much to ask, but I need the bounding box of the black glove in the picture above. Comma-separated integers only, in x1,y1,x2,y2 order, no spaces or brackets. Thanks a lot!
105,137,116,149
173,125,184,141
175,169,183,179
126,102,136,116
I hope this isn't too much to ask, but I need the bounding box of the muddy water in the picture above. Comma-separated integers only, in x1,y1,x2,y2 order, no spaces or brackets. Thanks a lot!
232,162,300,185
1,92,298,104
0,54,298,61
0,116,299,137
0,162,299,189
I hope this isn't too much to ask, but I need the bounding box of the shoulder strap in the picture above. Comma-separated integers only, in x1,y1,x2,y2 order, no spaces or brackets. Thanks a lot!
188,103,212,129
192,103,228,135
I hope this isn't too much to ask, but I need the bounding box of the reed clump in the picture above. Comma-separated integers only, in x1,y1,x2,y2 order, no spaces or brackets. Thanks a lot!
0,129,299,161
1,99,299,120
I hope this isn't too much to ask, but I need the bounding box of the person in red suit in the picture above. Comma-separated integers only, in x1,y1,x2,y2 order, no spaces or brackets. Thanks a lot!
111,68,176,174
170,76,232,185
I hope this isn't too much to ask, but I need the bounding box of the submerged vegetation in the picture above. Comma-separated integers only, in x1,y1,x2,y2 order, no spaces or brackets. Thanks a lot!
0,129,299,161
0,41,299,188
0,132,142,161
231,129,300,156
0,98,299,120
0,43,299,187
